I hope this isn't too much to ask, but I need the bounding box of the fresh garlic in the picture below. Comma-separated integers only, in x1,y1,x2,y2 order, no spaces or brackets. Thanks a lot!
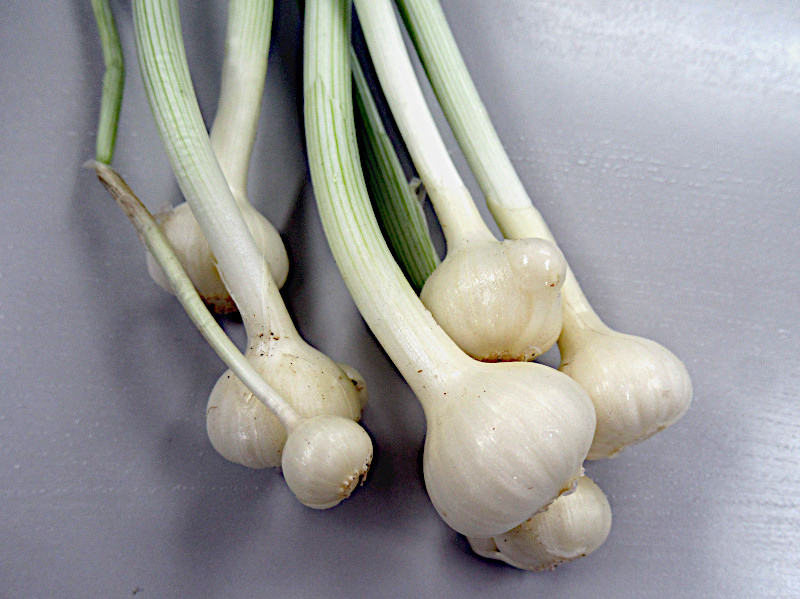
558,306,692,460
468,475,612,570
281,414,373,509
145,0,289,313
420,237,565,361
391,0,692,458
353,0,564,363
305,0,595,540
206,333,364,469
421,358,595,537
146,202,288,313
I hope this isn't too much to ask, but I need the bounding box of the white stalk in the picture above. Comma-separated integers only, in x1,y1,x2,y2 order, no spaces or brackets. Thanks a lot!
133,0,367,476
145,0,289,313
396,0,692,458
353,0,565,362
305,0,595,537
91,161,371,509
468,476,612,571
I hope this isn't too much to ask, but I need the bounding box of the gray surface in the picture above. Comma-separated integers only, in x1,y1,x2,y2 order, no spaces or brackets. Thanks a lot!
1,0,799,597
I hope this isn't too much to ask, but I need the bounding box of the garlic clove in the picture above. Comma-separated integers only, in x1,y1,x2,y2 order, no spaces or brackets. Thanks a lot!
206,337,365,469
468,475,612,571
559,326,692,460
281,415,373,509
146,202,289,313
420,238,565,362
422,360,595,538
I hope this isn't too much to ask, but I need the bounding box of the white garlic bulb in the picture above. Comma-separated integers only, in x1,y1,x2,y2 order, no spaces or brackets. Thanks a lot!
281,414,373,509
420,238,566,362
146,202,289,313
468,475,612,570
206,334,364,468
558,312,692,460
422,359,596,538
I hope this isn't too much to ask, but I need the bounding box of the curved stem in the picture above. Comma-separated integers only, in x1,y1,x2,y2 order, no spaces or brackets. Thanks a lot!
209,0,274,204
353,0,493,251
304,0,468,403
395,0,603,323
132,0,296,338
90,0,125,165
90,161,301,432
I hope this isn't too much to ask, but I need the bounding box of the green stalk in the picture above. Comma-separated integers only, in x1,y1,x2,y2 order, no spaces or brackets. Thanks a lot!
90,161,301,431
303,0,464,392
209,0,274,204
90,0,125,165
396,0,597,318
132,0,294,335
352,50,439,292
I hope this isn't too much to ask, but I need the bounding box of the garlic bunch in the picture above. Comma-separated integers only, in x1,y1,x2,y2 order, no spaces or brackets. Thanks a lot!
468,476,612,570
420,237,565,361
393,0,693,461
305,0,596,540
206,332,366,468
558,306,692,459
146,202,288,313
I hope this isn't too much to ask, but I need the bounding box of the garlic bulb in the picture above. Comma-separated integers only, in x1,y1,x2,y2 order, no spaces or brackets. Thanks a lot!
420,237,565,361
422,359,596,538
468,475,612,570
206,333,364,468
146,202,289,313
282,415,373,509
558,308,692,460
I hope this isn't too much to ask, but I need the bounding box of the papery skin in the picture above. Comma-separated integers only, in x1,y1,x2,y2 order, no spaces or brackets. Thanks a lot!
420,238,566,362
468,475,612,570
421,360,596,538
147,202,289,313
206,335,364,469
281,415,373,509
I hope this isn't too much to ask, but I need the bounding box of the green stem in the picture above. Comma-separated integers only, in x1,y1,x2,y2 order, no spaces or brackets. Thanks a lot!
303,0,466,395
352,50,439,292
209,0,274,204
353,0,494,251
90,161,301,432
132,0,295,336
90,0,125,165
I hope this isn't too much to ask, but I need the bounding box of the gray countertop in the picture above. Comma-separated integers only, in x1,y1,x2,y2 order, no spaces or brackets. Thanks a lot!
1,1,798,597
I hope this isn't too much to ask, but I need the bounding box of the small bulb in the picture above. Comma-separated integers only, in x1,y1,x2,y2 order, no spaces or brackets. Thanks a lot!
281,415,373,509
420,238,565,362
468,476,612,570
